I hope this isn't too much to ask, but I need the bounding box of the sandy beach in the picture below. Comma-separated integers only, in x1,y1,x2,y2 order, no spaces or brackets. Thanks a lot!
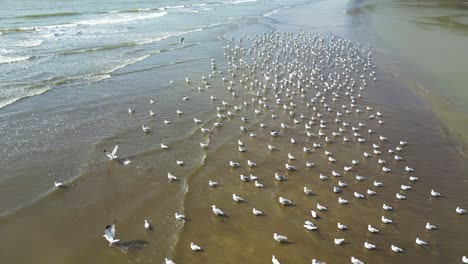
0,0,467,263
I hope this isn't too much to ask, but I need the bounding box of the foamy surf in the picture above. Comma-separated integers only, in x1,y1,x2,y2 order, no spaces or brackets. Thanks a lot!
0,56,31,64
0,85,50,109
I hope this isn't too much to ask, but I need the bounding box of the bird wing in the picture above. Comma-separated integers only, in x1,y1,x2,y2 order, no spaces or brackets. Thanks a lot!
111,144,119,156
104,223,116,241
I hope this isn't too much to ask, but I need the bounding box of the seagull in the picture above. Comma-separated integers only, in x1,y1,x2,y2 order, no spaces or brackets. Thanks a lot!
232,194,245,202
311,210,318,219
164,258,176,264
238,174,250,182
194,118,202,124
104,144,119,160
254,180,263,188
374,181,383,187
271,130,281,137
142,124,151,133
381,216,393,224
190,242,202,251
426,222,437,230
208,180,218,187
175,213,186,220
405,166,415,172
456,207,467,214
320,174,328,180
211,205,225,216
275,173,287,181
354,192,365,199
272,255,281,264
164,119,170,124
409,176,419,182
391,245,404,253
54,182,64,188
462,256,468,264
128,108,135,114
338,181,347,187
304,221,318,230
288,153,296,160
337,222,348,230
338,197,348,204
252,208,264,216
364,241,376,249
268,145,277,151
144,219,151,230
176,160,184,166
401,184,411,190
103,220,119,245
285,164,296,171
273,233,288,243
383,204,393,211
150,110,156,117
317,203,327,211
334,238,345,245
279,197,292,206
304,187,314,195
416,238,428,246
351,256,365,264
367,189,376,195
396,193,406,200
306,161,315,168
382,167,391,173
161,143,169,149
229,161,240,168
368,224,379,233
247,160,257,167
167,173,178,181
176,109,183,115
430,189,441,197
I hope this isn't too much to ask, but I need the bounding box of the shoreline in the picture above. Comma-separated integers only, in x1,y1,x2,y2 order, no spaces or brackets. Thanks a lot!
1,0,467,263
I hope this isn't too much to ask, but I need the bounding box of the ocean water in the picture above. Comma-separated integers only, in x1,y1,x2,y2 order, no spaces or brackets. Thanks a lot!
0,0,467,263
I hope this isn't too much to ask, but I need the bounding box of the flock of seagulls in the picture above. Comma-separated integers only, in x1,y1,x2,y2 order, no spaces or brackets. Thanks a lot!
94,31,467,263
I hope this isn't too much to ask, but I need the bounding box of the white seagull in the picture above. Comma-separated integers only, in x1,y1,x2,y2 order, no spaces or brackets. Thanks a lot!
103,220,120,245
351,256,365,264
368,224,379,233
165,258,176,264
142,124,151,133
416,238,428,246
304,187,314,195
211,205,225,216
273,233,288,243
426,222,437,230
190,242,202,251
104,144,119,160
232,194,245,202
334,238,345,245
364,241,376,249
253,208,264,216
337,223,348,230
279,197,292,206
391,245,404,253
272,255,281,264
456,207,467,214
175,213,186,220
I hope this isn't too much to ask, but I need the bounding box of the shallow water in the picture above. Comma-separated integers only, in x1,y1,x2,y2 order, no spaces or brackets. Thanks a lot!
0,0,467,263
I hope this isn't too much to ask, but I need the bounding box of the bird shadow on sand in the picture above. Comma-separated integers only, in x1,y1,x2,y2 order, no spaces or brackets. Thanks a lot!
114,240,150,254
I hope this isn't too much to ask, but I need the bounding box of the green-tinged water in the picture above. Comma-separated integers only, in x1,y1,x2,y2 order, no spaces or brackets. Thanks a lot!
360,0,468,155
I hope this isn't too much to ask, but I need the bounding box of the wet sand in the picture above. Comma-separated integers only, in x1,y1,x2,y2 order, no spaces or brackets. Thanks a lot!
0,1,467,264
